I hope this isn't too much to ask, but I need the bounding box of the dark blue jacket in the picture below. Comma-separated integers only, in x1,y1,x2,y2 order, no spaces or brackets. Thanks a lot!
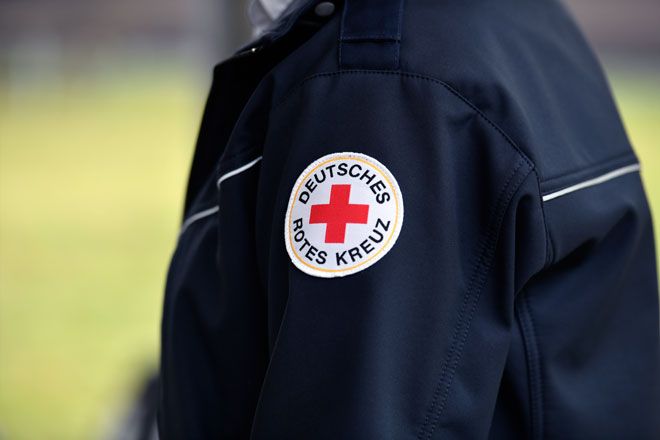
159,0,660,438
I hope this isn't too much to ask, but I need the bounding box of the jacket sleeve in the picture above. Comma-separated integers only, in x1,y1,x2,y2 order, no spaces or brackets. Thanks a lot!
249,72,549,439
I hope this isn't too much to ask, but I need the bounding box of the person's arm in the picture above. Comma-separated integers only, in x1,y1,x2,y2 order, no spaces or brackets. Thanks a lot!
249,71,548,439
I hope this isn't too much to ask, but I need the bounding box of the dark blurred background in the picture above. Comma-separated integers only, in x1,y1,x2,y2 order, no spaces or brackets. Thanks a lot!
0,0,658,438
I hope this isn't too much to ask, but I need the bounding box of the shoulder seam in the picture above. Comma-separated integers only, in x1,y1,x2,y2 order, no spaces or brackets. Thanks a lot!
271,69,551,266
272,69,533,167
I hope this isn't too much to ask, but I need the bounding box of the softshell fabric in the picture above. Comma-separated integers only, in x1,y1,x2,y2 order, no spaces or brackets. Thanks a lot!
159,0,660,438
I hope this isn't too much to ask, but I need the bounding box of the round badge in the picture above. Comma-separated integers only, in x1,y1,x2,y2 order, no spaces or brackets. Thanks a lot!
285,152,404,278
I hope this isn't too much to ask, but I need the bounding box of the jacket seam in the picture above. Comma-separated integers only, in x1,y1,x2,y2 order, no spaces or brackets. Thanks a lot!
340,34,401,41
516,292,545,440
540,150,638,191
418,159,533,439
271,69,551,266
273,70,529,167
532,172,554,266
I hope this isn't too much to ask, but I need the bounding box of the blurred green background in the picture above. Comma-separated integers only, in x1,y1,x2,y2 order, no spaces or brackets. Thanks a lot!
0,0,658,438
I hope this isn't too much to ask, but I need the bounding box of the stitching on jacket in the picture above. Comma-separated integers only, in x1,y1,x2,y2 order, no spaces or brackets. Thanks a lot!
272,70,532,167
272,69,550,263
395,0,404,68
337,0,348,66
546,217,555,267
341,34,400,41
418,160,532,439
517,294,545,440
532,174,554,267
527,296,545,440
540,150,637,189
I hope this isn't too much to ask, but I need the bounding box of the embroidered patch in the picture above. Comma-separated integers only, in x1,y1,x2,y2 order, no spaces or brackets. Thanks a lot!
285,152,404,278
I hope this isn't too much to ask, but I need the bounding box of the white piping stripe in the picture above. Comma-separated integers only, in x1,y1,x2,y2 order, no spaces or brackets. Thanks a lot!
178,156,263,237
542,163,640,202
216,156,263,188
178,205,219,237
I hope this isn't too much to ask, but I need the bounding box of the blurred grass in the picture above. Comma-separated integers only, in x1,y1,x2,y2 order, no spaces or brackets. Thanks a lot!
606,68,660,220
0,67,203,439
0,63,658,439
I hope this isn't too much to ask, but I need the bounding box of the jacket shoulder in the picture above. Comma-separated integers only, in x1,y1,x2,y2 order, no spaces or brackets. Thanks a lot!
270,0,635,185
399,0,635,183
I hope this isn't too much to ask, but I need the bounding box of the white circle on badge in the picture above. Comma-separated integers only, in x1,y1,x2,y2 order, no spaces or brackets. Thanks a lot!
285,152,404,278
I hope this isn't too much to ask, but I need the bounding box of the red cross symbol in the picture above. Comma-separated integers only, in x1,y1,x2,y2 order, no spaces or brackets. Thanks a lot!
309,184,369,244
